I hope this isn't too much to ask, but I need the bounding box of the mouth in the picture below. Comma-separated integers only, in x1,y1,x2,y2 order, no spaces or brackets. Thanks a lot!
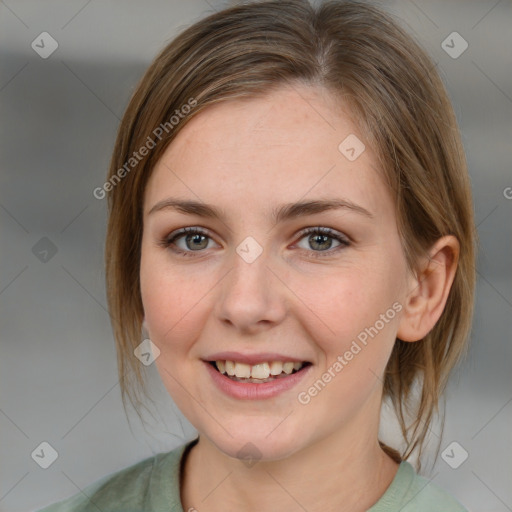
207,359,312,384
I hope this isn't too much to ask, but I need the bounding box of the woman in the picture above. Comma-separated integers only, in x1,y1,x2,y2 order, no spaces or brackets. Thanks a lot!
39,1,476,510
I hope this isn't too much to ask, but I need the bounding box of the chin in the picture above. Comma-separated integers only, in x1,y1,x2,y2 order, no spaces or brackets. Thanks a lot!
201,420,309,463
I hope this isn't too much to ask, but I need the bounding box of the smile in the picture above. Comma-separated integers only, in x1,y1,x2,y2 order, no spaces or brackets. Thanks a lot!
211,360,310,383
204,358,313,400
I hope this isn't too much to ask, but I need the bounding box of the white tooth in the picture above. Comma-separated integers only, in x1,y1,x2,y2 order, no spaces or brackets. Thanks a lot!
269,361,283,376
234,362,251,378
215,360,225,374
293,362,303,371
282,362,294,374
225,360,236,376
251,363,270,379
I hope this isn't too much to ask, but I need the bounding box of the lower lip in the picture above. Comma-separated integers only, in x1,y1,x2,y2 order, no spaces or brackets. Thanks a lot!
204,361,312,400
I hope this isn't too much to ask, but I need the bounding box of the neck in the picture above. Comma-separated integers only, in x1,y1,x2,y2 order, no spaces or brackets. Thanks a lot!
181,419,399,512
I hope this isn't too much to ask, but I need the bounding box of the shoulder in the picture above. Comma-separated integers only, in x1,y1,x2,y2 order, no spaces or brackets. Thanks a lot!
370,461,468,512
35,454,159,512
401,465,468,511
35,442,190,512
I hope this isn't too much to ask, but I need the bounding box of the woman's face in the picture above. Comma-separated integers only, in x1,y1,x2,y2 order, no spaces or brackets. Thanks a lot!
140,84,412,461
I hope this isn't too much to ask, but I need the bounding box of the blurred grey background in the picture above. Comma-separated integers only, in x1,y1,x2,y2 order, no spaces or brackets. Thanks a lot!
1,1,511,511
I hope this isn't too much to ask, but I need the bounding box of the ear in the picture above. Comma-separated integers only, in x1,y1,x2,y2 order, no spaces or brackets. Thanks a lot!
397,235,460,342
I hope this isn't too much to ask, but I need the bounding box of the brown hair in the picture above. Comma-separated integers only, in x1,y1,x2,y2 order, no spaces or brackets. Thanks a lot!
104,0,477,468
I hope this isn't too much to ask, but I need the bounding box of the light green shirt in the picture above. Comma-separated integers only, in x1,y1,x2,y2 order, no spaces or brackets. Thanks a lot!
37,438,468,511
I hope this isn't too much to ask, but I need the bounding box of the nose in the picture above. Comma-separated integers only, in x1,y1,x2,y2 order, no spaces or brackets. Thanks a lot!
214,245,288,334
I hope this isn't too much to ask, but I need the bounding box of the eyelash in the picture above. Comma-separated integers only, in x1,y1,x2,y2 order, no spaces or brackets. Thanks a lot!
158,226,350,259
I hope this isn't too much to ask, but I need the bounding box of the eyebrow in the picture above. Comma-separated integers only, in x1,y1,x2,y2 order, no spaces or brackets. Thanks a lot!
148,197,374,222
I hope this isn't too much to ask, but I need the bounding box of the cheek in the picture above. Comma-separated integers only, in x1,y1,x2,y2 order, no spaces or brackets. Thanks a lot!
140,253,207,409
140,248,234,395
295,266,402,410
298,270,401,406
293,263,400,349
142,281,201,349
140,245,204,350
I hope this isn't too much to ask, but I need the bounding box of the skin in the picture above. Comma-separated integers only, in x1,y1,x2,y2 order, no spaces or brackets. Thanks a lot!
140,83,459,512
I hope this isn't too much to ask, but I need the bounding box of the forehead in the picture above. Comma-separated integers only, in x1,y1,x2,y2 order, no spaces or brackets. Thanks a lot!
144,84,393,222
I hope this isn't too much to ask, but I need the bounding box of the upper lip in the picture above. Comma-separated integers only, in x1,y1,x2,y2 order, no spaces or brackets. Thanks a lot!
204,351,311,366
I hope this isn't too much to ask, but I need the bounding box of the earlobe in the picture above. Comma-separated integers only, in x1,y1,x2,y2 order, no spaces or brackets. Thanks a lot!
397,236,460,343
